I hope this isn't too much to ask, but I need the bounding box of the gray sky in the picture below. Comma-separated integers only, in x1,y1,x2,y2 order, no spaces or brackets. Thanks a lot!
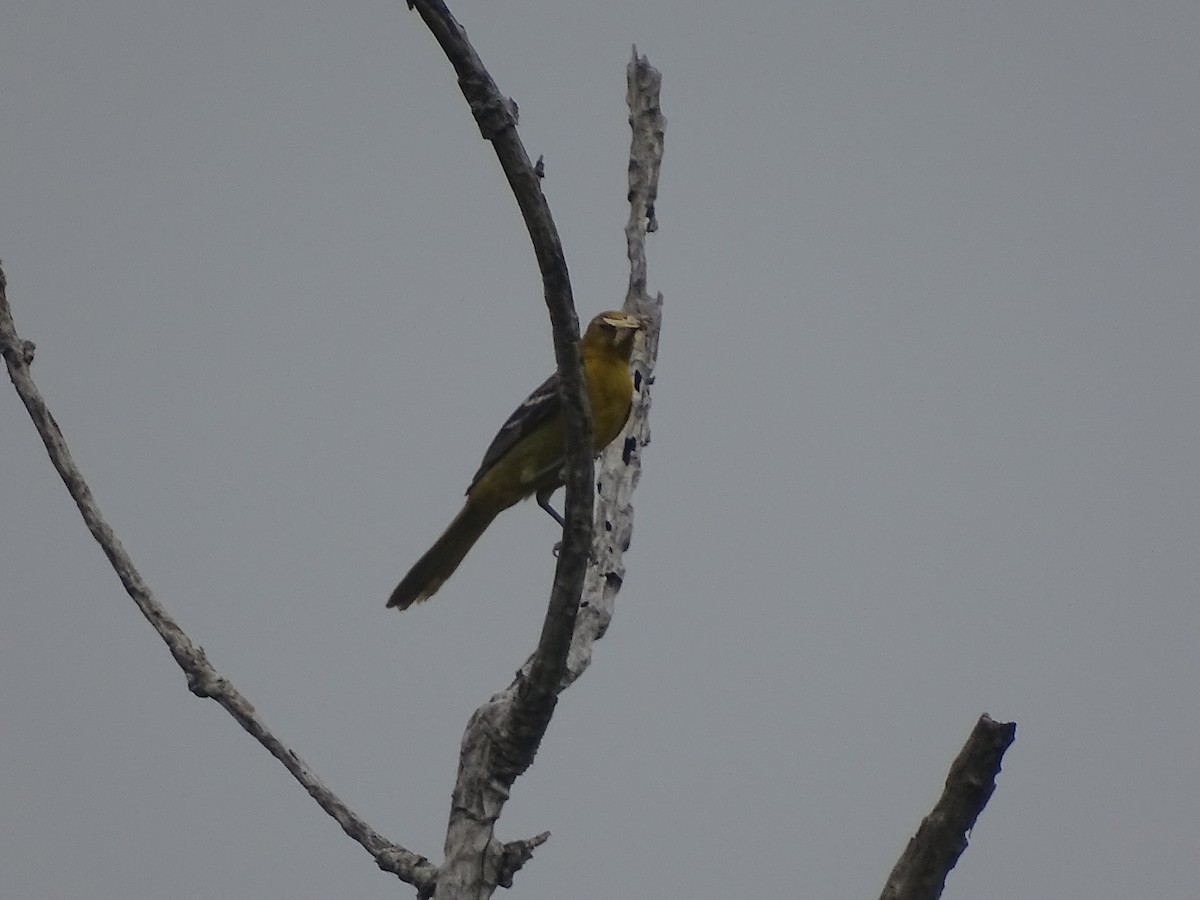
3,1,1198,897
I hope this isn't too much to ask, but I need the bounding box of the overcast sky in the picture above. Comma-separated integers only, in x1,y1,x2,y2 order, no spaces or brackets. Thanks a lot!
3,2,1198,898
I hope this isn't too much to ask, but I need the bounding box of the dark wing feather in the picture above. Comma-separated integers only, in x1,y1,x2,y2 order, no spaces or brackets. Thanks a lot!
467,372,562,491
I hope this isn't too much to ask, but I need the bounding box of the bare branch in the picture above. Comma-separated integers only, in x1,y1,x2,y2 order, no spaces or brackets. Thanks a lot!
0,263,438,894
4,19,666,900
498,831,551,888
403,2,595,896
401,10,666,896
405,0,588,713
879,714,1017,900
563,49,665,685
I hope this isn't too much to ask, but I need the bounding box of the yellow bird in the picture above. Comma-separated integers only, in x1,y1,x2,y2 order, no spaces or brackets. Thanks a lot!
388,310,643,610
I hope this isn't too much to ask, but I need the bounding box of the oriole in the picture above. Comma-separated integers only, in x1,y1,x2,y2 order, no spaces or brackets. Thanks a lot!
388,310,643,610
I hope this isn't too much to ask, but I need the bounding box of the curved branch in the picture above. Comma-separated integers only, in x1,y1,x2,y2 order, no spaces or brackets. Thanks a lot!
407,0,589,729
0,266,438,895
404,2,592,896
404,4,596,896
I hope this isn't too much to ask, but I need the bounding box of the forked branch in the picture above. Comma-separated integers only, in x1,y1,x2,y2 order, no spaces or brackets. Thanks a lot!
405,4,665,898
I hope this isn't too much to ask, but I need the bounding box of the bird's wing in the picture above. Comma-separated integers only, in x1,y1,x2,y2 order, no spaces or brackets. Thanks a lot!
467,371,562,491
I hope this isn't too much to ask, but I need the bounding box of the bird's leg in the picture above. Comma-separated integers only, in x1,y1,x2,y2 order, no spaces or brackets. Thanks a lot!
538,486,601,562
538,487,567,558
536,486,566,527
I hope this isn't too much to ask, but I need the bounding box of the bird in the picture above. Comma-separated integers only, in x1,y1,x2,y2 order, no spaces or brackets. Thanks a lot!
388,310,644,610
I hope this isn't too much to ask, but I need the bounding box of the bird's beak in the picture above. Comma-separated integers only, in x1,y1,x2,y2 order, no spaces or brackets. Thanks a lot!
601,312,645,331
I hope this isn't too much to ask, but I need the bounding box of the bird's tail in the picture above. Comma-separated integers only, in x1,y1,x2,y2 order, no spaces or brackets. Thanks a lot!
387,500,499,610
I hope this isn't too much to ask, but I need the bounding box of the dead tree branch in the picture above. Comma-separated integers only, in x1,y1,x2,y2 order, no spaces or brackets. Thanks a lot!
0,265,439,894
563,49,665,685
3,9,665,897
405,5,664,898
879,714,1017,900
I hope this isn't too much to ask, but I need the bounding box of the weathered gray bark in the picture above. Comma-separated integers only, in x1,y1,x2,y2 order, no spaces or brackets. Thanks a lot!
565,50,665,686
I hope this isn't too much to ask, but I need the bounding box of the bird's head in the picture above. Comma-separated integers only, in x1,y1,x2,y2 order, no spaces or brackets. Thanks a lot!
584,310,645,358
